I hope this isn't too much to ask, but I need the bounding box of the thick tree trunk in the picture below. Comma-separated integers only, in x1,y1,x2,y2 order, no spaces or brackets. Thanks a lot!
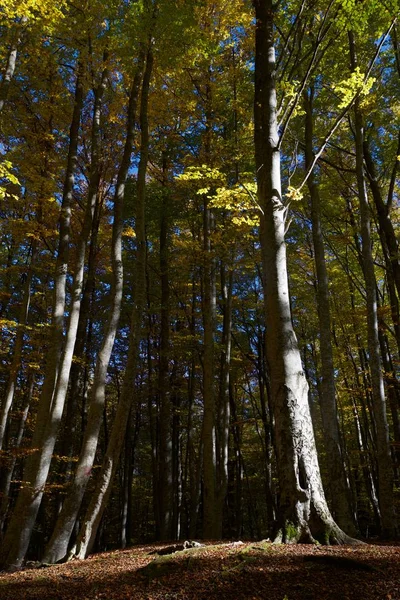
254,0,356,544
42,54,145,565
349,32,397,538
304,89,356,535
69,46,153,560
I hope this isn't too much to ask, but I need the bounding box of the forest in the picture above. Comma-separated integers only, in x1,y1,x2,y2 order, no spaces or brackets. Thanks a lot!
0,0,399,573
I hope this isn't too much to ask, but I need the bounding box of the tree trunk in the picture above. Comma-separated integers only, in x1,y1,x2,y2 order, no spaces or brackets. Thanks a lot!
0,373,33,533
69,45,153,560
215,265,233,538
42,53,145,565
157,153,173,540
256,329,276,530
0,59,85,570
201,196,217,539
378,329,400,478
363,140,400,354
0,242,36,449
229,385,243,538
304,89,356,535
349,31,397,538
254,0,356,544
57,196,102,477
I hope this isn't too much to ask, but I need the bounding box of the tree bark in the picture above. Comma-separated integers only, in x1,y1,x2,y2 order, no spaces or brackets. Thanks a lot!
0,242,36,449
363,140,400,355
69,45,153,560
201,195,217,539
0,59,85,570
254,0,356,544
215,265,233,538
57,196,102,476
304,89,356,535
157,153,174,540
42,52,145,565
349,31,397,539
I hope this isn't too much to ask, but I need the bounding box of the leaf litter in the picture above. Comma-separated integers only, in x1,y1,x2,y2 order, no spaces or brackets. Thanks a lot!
0,541,398,600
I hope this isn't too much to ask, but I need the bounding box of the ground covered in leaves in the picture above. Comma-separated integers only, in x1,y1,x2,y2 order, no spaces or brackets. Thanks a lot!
0,540,399,600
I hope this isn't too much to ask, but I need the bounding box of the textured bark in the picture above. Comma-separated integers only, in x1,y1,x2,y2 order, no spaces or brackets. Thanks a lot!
254,0,356,544
69,46,153,560
42,53,145,565
349,32,397,538
304,90,356,535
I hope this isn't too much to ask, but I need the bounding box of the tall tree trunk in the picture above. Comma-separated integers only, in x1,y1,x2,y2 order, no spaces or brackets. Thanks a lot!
254,0,356,544
171,368,182,539
42,53,145,565
57,197,102,475
304,89,356,535
215,265,233,538
157,153,173,540
69,45,153,560
378,329,400,477
229,385,243,538
349,31,397,539
186,275,202,539
0,59,85,570
120,405,140,548
201,196,217,539
363,141,400,354
256,329,276,530
363,141,400,299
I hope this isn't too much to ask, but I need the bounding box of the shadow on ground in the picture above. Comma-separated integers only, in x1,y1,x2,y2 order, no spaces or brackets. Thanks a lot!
0,541,398,600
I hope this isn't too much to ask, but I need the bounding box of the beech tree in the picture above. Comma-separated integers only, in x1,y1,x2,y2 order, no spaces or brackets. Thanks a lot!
253,0,358,544
0,0,399,568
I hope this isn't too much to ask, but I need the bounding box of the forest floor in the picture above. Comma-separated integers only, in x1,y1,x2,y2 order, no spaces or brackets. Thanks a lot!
0,540,399,600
